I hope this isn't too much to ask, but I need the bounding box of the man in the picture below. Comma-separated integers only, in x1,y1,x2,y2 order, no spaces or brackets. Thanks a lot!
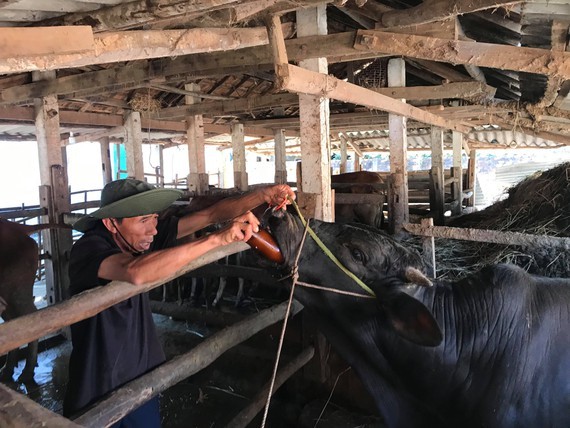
63,178,294,427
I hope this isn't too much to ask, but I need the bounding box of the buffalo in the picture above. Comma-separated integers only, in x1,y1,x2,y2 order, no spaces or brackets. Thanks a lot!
265,211,570,428
0,219,70,382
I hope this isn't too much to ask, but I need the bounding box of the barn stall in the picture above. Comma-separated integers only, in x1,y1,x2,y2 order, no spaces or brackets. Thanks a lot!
0,0,569,427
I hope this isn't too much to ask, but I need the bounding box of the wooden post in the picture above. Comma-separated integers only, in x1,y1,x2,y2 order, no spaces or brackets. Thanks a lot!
420,217,436,278
185,82,208,194
387,58,409,236
353,151,360,172
297,5,332,222
99,136,112,185
232,122,248,191
451,131,463,216
33,70,72,304
429,126,445,225
157,144,164,186
296,161,303,192
339,133,348,173
274,128,287,184
466,149,477,208
124,111,144,180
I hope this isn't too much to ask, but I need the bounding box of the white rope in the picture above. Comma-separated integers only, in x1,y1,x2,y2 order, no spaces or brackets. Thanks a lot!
260,222,310,428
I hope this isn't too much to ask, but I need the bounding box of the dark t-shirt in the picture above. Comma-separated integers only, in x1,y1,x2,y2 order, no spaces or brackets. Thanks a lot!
63,217,179,417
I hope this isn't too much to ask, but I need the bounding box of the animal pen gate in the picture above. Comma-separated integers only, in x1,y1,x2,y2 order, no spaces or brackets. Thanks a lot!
0,242,314,428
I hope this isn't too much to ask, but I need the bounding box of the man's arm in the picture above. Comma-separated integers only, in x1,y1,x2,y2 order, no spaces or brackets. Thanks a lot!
98,221,253,285
176,184,295,239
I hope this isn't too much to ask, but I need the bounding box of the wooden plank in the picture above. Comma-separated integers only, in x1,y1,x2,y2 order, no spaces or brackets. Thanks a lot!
379,0,523,28
354,30,570,78
0,26,285,74
0,383,81,428
276,63,471,133
274,128,287,184
74,300,304,427
0,26,93,59
403,223,570,249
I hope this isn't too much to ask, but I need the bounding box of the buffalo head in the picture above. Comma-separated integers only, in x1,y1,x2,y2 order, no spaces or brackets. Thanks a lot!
267,210,442,347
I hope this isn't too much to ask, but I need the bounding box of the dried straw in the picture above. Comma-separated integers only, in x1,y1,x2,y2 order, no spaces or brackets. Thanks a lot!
409,162,570,279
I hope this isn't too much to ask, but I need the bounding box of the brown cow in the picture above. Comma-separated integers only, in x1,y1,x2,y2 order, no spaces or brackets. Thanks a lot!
0,218,70,382
332,171,386,229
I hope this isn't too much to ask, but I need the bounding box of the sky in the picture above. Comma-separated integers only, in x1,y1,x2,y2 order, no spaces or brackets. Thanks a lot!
1,140,569,210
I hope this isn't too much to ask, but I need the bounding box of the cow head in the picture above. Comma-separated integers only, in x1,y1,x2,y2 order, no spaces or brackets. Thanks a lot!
267,210,442,347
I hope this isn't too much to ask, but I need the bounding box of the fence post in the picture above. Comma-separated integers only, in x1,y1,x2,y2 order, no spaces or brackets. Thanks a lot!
421,217,436,278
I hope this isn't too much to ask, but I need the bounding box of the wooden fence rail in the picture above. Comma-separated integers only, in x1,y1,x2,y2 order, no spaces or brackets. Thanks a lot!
75,300,304,428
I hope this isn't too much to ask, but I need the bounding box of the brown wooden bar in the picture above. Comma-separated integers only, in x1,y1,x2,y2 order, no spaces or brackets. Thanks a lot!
74,300,304,427
0,242,249,357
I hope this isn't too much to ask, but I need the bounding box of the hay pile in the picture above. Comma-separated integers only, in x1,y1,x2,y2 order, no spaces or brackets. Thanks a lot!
414,162,570,279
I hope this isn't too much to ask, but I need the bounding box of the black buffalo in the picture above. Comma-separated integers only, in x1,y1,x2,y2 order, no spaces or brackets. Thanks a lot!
266,211,570,428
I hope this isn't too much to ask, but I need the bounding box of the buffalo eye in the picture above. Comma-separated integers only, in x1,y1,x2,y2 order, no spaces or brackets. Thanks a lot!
350,247,366,264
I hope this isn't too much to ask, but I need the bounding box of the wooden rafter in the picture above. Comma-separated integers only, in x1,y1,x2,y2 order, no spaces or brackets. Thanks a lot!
276,63,471,133
354,30,570,79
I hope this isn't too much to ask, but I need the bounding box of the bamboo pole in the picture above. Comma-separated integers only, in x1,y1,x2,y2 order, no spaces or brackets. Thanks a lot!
74,300,304,427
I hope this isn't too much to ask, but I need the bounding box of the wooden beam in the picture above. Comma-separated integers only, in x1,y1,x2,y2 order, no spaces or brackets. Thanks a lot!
74,301,304,428
355,30,570,78
0,26,93,59
372,81,495,101
0,30,378,106
378,0,523,28
0,242,249,357
276,63,470,132
0,383,81,428
154,93,299,120
0,26,287,74
42,0,242,31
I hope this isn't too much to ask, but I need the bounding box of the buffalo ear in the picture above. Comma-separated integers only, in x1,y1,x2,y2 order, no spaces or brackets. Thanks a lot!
383,292,442,347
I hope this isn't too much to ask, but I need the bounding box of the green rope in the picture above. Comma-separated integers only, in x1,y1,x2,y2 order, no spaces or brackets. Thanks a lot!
288,197,376,297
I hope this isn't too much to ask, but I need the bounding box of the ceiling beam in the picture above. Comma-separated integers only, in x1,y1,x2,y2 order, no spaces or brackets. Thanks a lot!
372,81,495,101
0,24,295,74
354,30,570,78
0,26,94,59
0,106,278,137
0,31,378,105
154,93,300,120
377,0,523,28
276,63,471,133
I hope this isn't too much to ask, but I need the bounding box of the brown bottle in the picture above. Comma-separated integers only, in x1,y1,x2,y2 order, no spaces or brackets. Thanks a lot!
247,229,284,263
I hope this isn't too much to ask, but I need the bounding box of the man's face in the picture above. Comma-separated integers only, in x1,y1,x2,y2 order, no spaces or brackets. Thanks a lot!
111,214,159,253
